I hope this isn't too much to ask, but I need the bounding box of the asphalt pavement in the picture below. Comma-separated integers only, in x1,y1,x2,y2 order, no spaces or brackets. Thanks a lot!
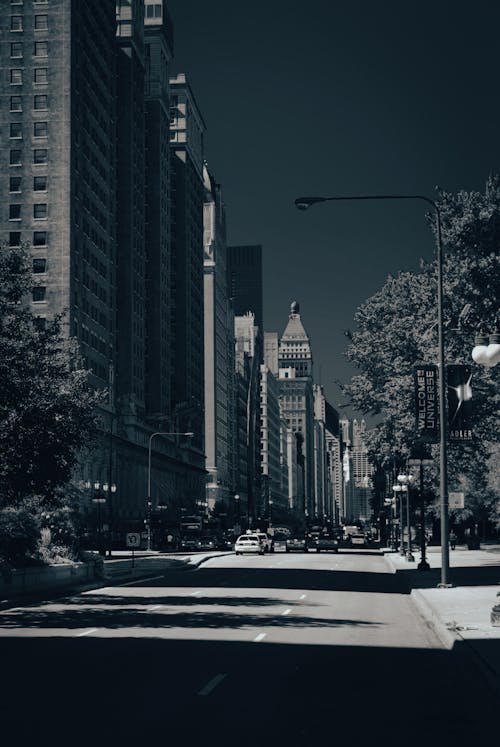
0,550,498,746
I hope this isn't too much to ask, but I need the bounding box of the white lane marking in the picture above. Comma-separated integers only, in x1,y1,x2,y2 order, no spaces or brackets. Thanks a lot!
190,590,202,596
254,633,266,642
282,608,292,616
197,673,227,696
147,605,163,612
299,594,307,600
76,628,98,637
120,575,165,587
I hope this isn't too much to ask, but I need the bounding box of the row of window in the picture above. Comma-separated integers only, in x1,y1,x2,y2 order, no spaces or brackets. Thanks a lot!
10,68,49,85
10,41,48,57
10,148,47,164
11,0,48,4
10,94,48,111
9,121,48,138
11,15,48,31
9,230,47,246
10,175,47,191
9,203,48,219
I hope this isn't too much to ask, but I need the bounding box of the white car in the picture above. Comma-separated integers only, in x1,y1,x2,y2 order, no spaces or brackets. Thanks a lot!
234,534,264,555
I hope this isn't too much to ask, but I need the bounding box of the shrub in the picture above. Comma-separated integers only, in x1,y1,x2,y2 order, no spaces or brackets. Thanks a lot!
0,504,40,565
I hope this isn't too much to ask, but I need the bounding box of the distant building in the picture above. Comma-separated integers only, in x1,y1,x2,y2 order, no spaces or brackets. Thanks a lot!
227,244,263,332
278,302,315,517
260,365,289,520
339,417,372,523
203,165,232,509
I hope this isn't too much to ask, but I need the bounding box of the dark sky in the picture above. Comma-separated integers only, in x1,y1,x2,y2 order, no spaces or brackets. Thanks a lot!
167,0,499,417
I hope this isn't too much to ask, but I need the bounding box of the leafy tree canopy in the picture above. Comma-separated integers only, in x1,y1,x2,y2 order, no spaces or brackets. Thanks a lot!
0,245,102,505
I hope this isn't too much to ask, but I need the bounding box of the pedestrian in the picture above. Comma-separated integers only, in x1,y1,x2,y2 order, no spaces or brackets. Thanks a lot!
449,531,457,550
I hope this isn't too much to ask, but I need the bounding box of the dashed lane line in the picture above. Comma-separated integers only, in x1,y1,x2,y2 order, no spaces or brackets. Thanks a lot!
282,608,292,616
147,605,163,612
253,633,267,642
76,628,98,637
120,575,166,587
299,594,307,600
197,673,227,696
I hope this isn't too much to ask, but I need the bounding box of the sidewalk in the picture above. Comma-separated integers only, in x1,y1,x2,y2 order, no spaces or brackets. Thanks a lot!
384,545,500,696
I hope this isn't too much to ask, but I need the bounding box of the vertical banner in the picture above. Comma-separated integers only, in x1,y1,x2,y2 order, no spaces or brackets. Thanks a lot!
414,365,439,442
447,365,473,440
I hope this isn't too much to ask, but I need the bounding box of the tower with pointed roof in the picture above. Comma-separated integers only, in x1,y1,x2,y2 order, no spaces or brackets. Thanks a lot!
278,301,313,378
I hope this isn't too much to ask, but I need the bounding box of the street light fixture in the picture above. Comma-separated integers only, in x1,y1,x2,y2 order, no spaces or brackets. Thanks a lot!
295,192,451,587
471,326,500,368
398,473,415,562
147,431,194,551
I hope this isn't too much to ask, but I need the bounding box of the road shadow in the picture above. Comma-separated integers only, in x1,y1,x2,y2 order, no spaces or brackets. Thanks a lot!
393,563,500,589
0,636,498,746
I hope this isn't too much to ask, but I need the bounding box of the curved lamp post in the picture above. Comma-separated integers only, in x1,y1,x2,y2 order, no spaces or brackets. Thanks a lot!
295,193,450,587
147,431,194,551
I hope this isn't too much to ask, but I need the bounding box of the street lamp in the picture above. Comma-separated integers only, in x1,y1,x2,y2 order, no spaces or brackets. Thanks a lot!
392,484,405,555
472,326,500,368
295,193,451,587
91,483,107,556
147,431,194,551
398,473,415,562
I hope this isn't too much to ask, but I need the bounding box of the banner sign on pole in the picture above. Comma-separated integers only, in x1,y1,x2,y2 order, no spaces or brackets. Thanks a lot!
447,365,473,441
414,365,439,442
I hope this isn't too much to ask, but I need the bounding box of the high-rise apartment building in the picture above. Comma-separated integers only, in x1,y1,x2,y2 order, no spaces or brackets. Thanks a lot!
0,0,118,391
260,365,289,518
169,72,205,452
227,244,263,333
144,0,174,419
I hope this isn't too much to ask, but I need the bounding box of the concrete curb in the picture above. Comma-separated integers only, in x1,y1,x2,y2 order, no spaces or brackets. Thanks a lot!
410,589,457,649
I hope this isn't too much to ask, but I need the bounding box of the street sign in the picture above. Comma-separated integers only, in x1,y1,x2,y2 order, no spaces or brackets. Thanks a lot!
449,492,465,509
126,532,141,548
408,458,434,466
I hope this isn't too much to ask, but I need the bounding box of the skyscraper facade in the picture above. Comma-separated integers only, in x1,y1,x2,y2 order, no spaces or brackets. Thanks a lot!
227,244,263,332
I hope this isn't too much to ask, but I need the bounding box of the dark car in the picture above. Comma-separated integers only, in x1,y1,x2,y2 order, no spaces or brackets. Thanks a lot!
286,536,308,552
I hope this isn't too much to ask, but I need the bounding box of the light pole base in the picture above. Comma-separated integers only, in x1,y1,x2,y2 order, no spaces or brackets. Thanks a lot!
437,582,453,589
417,559,430,571
405,551,415,562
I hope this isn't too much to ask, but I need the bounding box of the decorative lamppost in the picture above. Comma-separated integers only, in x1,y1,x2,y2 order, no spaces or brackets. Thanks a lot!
101,482,117,557
392,483,405,555
295,193,451,587
91,481,107,556
398,472,415,562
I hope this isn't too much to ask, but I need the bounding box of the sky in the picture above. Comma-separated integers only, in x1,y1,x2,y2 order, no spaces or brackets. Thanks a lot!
167,0,500,418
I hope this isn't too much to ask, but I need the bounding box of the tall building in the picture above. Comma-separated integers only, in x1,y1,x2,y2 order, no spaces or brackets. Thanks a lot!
325,401,342,522
116,0,146,413
169,72,206,452
260,365,289,520
144,0,174,419
203,164,232,509
339,417,372,523
313,384,328,519
227,244,263,332
278,302,315,517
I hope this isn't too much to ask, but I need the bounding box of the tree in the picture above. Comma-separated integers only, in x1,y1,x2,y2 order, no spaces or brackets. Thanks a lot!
342,177,500,515
0,245,102,505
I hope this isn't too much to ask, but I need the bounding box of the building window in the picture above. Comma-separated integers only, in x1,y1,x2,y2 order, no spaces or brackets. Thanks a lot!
11,16,23,31
34,317,46,331
34,68,48,84
33,175,47,191
33,149,47,164
34,41,48,57
9,204,21,220
10,69,23,85
33,121,48,138
34,94,48,110
33,258,47,274
33,231,47,246
9,232,21,247
10,122,22,138
32,287,46,302
10,42,23,58
34,15,48,30
10,149,22,165
10,95,22,111
33,203,47,219
9,176,22,192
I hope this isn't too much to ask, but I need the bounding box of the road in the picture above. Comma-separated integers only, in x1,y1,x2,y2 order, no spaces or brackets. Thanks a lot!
0,550,497,745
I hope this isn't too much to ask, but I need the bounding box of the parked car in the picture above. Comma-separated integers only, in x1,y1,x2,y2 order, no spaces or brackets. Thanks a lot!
234,534,264,555
286,536,308,552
